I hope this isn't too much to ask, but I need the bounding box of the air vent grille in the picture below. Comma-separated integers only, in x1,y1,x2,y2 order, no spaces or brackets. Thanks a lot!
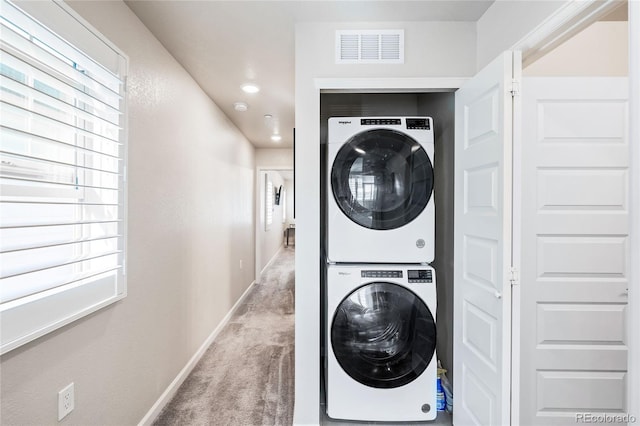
336,30,404,64
339,34,359,60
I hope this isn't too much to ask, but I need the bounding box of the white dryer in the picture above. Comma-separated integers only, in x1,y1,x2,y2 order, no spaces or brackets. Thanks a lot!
326,263,437,422
327,117,435,263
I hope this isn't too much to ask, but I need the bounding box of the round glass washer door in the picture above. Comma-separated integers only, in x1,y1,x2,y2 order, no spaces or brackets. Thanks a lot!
331,129,434,230
331,282,437,389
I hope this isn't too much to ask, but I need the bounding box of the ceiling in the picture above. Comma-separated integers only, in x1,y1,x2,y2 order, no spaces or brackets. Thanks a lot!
125,1,495,148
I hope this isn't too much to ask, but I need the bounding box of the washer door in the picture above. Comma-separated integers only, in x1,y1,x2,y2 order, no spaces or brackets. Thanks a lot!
331,129,434,230
331,282,437,389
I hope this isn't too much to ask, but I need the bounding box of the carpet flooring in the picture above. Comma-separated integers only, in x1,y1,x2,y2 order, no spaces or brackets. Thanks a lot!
154,247,295,426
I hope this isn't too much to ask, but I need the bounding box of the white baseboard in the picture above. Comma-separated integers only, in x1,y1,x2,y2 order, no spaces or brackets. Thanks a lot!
137,279,257,426
260,245,284,277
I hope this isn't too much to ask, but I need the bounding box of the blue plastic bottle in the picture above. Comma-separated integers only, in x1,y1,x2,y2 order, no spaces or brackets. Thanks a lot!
436,375,446,411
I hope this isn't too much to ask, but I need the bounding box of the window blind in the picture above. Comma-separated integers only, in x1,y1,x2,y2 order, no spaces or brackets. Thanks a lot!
0,0,127,354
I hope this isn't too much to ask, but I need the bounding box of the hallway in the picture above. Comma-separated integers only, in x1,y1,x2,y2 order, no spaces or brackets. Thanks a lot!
154,248,295,425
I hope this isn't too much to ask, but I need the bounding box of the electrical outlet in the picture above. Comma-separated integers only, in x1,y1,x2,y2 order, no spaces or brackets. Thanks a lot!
239,259,243,270
58,382,74,421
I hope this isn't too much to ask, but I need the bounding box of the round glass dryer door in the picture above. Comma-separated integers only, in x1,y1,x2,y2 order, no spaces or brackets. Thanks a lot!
331,282,437,389
331,129,434,230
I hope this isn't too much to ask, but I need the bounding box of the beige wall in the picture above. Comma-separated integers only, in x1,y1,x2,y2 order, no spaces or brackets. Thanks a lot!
297,21,476,78
0,1,256,424
256,148,293,169
284,179,294,228
524,21,628,76
476,0,569,70
257,171,285,274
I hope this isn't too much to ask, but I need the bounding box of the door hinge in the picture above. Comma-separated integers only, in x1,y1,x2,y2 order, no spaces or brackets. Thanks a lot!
509,267,519,286
510,79,520,97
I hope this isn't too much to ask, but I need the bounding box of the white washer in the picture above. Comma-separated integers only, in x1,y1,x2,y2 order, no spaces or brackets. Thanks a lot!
327,117,435,263
326,263,437,422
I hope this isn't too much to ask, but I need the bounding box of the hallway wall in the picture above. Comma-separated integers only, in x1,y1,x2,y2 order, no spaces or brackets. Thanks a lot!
258,171,286,275
476,0,570,70
0,1,256,424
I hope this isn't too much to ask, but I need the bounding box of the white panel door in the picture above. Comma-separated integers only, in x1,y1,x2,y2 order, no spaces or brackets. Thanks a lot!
454,51,515,426
519,77,629,425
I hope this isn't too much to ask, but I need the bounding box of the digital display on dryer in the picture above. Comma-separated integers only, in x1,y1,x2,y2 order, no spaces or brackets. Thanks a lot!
406,118,430,130
408,269,433,283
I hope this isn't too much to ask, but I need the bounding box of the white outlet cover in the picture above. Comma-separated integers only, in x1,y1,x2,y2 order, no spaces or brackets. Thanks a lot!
58,382,74,421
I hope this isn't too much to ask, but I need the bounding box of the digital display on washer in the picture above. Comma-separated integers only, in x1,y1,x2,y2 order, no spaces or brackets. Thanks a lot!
361,270,403,279
408,269,433,283
406,118,430,130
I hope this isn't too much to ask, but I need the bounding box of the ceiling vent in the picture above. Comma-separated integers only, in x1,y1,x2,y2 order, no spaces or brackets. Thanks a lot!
336,30,404,64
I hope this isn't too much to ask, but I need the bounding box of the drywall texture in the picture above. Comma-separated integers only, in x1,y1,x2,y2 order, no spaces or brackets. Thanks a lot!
258,171,286,275
476,0,569,70
297,21,476,78
256,148,293,170
524,21,628,76
283,179,294,227
0,1,255,424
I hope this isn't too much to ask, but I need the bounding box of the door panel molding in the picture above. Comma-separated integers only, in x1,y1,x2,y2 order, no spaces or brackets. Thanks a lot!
519,77,629,424
454,51,514,426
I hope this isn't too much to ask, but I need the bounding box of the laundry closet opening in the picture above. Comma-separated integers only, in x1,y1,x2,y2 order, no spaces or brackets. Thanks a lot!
319,91,455,422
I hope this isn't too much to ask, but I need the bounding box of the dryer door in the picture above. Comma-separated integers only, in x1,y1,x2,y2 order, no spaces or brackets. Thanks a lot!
331,129,434,230
331,282,436,388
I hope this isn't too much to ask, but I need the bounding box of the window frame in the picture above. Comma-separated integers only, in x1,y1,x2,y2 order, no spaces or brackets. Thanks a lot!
0,0,128,355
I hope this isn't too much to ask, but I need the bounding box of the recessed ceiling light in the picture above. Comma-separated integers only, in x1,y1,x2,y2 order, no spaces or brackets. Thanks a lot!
234,102,249,112
241,83,260,94
271,134,282,142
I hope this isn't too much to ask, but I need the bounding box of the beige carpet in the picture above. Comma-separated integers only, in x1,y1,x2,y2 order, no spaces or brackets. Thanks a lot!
154,248,295,426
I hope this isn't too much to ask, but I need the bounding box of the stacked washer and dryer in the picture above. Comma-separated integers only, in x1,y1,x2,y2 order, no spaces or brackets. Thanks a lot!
325,117,438,422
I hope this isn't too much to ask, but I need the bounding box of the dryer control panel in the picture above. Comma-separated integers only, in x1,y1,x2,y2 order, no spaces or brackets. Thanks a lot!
405,118,430,130
361,270,403,278
358,118,431,130
408,269,433,283
360,118,401,126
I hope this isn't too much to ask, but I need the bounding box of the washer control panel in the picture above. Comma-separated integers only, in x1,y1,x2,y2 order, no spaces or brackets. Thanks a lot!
361,270,403,279
408,269,433,283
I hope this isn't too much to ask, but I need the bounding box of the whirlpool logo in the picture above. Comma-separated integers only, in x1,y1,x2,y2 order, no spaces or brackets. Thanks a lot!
338,272,351,276
338,120,352,125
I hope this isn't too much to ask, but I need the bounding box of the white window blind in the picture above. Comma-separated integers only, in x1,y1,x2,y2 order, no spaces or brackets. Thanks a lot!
0,0,127,354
